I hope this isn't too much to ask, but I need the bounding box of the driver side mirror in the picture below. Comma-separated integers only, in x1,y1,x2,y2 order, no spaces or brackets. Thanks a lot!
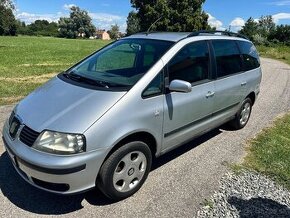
169,80,192,93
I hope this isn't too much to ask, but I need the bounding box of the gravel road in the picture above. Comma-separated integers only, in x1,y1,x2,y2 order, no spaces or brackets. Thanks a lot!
0,58,289,217
197,171,290,217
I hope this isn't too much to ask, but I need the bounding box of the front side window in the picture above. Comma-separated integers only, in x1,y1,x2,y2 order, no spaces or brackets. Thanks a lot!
238,41,260,71
66,39,173,90
168,41,210,84
142,70,164,98
212,40,243,78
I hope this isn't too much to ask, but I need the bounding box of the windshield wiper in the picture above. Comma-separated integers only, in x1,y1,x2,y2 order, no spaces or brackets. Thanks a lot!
81,77,110,88
64,72,81,81
64,72,110,88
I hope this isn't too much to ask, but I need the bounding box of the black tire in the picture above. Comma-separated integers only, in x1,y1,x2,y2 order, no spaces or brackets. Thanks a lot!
230,98,253,130
97,141,152,201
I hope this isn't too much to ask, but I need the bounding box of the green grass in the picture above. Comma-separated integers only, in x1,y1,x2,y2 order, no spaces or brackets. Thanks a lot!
0,36,110,105
257,45,290,65
251,45,290,188
243,113,290,190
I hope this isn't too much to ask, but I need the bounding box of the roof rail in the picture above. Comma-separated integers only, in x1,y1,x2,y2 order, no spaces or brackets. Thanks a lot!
188,30,249,40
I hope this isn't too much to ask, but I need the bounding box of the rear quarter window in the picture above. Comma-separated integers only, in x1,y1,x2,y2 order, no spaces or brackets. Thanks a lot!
238,41,260,71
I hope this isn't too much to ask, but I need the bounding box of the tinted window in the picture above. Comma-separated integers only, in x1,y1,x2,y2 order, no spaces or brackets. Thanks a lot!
212,40,243,77
168,41,210,83
238,41,260,71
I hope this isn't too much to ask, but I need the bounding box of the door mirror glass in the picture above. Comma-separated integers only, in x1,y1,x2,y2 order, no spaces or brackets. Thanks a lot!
169,80,192,93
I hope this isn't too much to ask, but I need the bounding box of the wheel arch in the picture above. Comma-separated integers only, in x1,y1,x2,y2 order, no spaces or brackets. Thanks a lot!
246,92,256,105
102,131,158,164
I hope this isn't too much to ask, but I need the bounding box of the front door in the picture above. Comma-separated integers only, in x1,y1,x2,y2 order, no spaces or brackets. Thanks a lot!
162,41,215,152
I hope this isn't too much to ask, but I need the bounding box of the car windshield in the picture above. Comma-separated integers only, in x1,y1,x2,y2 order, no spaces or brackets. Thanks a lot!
68,39,174,90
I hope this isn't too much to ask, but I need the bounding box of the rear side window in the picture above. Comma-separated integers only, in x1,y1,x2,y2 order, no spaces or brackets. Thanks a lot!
238,41,260,71
168,41,210,84
212,40,243,78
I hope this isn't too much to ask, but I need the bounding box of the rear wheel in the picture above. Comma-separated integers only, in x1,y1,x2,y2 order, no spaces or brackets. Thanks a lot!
97,141,152,201
230,98,252,130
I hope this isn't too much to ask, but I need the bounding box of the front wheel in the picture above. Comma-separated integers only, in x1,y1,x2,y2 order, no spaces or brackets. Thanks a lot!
97,141,152,201
230,98,252,130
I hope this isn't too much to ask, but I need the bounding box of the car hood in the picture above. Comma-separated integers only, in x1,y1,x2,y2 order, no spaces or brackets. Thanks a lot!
15,77,126,133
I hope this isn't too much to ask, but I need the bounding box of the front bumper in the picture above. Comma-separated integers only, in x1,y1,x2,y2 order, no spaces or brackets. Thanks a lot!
2,120,108,194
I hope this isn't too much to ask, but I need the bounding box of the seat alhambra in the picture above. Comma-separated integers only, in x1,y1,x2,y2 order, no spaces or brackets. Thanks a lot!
2,31,262,200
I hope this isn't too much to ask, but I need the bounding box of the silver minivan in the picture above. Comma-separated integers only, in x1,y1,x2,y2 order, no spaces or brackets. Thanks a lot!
2,31,262,200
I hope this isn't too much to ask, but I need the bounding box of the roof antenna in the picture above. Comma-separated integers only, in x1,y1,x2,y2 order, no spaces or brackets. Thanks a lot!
146,16,163,35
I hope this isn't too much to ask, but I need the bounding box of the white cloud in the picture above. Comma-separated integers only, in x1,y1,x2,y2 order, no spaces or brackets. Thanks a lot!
120,22,127,33
16,12,60,24
269,1,290,6
207,13,224,30
89,13,127,32
272,12,290,23
16,1,129,33
63,4,76,11
89,13,122,23
16,10,128,32
230,17,245,32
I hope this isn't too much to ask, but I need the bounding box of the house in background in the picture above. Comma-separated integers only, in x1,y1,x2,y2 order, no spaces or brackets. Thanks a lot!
95,30,111,40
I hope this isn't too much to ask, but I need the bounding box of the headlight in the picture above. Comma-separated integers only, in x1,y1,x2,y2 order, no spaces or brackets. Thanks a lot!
32,131,86,155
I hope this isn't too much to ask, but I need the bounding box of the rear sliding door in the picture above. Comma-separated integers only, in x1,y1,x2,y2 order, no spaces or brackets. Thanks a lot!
210,40,245,120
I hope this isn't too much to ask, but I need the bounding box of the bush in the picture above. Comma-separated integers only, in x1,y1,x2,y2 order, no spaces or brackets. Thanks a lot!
253,34,268,45
271,39,280,44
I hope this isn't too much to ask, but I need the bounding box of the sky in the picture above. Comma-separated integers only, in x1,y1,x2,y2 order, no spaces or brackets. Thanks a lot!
14,0,290,32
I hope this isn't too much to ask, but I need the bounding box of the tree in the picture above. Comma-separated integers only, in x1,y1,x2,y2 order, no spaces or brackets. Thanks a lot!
15,20,27,35
58,6,96,39
126,11,140,36
15,19,59,36
268,24,290,44
0,0,14,10
239,17,258,41
239,15,277,45
258,15,275,38
28,20,58,36
108,24,120,40
129,0,211,32
0,5,17,36
0,0,17,36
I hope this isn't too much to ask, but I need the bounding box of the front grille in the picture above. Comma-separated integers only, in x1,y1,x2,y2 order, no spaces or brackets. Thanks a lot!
19,126,40,147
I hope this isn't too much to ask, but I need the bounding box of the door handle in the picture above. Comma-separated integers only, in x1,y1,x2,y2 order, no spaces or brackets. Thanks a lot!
206,91,215,98
241,82,247,86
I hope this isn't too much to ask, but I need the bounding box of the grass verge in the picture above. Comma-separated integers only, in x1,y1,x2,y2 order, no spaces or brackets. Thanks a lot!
243,113,290,190
257,45,290,65
0,36,110,105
